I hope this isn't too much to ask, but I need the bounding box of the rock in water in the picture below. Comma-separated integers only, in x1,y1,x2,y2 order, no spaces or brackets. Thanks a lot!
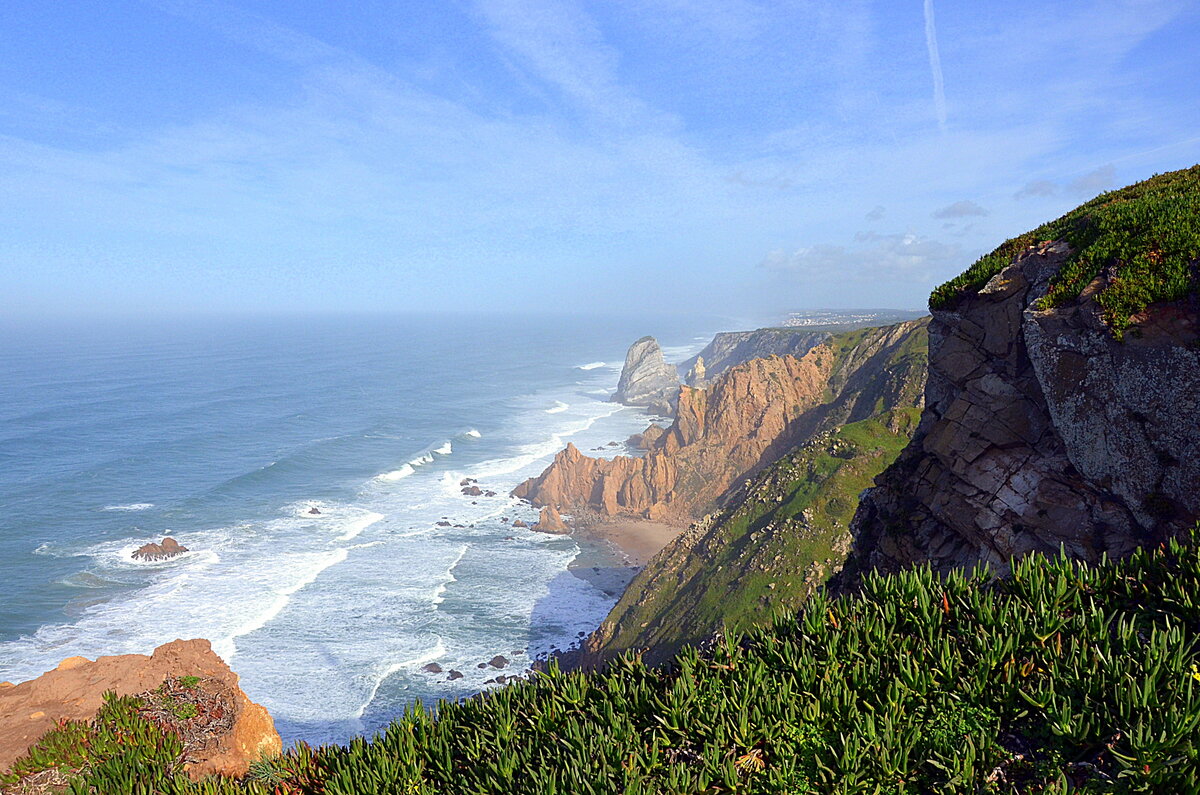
132,537,188,561
612,336,680,414
533,505,568,534
0,639,280,780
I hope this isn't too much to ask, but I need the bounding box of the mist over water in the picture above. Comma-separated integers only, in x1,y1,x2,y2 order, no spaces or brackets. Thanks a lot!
0,313,728,744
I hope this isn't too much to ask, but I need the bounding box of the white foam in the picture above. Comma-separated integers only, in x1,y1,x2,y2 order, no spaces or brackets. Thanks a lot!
103,503,153,512
215,547,350,662
434,441,452,455
377,464,415,482
464,429,482,438
432,545,469,606
576,361,606,370
339,512,385,541
408,452,435,466
352,640,447,719
545,401,569,414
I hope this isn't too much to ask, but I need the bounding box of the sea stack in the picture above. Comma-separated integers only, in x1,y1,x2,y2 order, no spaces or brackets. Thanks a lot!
611,336,680,415
533,505,569,534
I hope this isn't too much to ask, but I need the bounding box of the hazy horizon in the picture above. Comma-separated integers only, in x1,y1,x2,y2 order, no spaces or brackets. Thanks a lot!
3,1,1199,319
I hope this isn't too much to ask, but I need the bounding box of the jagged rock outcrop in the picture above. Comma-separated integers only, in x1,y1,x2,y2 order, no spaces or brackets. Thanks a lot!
0,639,280,780
515,319,929,525
534,505,568,533
842,242,1200,583
611,336,680,413
679,328,830,386
132,537,188,561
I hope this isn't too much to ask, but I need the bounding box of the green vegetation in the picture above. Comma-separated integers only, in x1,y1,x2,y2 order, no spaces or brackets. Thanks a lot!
11,531,1199,793
597,407,921,667
929,165,1200,337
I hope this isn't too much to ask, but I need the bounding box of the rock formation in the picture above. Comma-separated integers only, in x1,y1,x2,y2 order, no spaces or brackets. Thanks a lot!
678,328,830,386
515,319,929,525
533,505,568,533
132,537,188,561
611,336,680,414
841,241,1200,583
0,639,280,781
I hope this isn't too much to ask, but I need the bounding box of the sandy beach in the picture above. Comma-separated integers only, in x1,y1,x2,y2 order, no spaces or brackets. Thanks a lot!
576,519,682,567
562,519,683,601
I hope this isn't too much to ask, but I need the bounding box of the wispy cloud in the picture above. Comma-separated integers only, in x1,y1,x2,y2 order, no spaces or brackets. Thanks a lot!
933,200,988,218
760,231,963,287
923,0,947,131
1014,179,1057,200
1068,164,1116,197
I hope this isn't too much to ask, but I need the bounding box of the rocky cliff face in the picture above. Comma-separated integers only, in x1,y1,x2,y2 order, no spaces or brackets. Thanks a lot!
0,639,280,781
515,319,929,526
611,336,680,413
678,328,830,387
842,241,1200,583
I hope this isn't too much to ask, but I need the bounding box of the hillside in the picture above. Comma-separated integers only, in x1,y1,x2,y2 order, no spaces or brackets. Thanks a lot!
575,408,920,669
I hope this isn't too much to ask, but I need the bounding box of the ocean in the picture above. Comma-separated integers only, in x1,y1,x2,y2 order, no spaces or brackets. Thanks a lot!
0,312,730,745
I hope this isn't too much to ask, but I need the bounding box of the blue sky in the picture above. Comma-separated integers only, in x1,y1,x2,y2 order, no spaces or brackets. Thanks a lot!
2,0,1198,318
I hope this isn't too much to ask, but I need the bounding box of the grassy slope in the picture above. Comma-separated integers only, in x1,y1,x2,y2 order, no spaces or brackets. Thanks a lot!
597,407,921,667
16,532,1200,793
589,320,928,667
929,164,1200,337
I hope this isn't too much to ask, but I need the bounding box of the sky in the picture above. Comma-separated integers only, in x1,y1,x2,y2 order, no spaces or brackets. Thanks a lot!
2,0,1199,319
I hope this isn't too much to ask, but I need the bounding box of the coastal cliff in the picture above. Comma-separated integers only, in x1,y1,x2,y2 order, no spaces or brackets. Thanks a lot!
678,328,830,386
515,319,928,525
842,170,1200,583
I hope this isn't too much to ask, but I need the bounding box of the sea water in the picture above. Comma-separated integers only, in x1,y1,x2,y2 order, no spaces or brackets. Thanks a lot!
0,313,728,744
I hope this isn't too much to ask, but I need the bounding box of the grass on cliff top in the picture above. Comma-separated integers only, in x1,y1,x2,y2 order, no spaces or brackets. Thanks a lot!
24,532,1200,794
929,164,1200,337
598,407,922,666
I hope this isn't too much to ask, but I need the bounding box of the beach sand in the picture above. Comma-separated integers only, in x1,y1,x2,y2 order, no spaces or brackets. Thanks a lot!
563,519,683,600
577,520,682,567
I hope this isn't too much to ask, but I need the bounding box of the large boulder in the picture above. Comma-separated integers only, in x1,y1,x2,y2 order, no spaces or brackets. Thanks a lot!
612,336,680,413
0,639,280,781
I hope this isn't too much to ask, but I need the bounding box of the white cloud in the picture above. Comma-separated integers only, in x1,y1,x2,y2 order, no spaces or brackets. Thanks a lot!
761,231,964,286
933,200,989,219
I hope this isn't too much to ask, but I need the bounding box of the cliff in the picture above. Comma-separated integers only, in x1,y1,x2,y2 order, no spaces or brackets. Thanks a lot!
611,336,680,413
516,319,928,525
843,168,1200,583
0,639,280,783
677,328,830,386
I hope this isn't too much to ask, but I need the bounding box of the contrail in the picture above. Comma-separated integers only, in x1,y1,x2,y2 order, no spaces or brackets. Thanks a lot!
923,0,947,131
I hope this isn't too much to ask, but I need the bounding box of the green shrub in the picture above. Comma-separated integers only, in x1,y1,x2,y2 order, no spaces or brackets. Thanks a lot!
929,165,1200,338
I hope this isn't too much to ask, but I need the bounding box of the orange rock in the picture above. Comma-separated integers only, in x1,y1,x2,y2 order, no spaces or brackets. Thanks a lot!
0,639,280,781
515,351,834,523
